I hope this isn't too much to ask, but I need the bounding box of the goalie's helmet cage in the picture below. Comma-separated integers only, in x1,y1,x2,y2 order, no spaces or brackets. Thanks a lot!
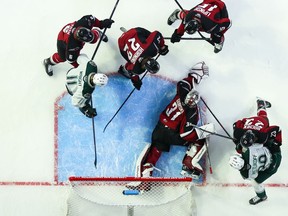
66,176,197,216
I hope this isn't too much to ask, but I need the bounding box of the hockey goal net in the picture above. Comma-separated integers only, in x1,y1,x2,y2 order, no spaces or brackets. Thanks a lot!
67,176,197,216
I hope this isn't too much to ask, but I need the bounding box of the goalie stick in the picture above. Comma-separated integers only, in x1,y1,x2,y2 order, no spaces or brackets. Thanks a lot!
192,123,235,141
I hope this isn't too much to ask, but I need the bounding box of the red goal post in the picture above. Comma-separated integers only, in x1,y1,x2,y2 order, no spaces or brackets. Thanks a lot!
67,176,197,216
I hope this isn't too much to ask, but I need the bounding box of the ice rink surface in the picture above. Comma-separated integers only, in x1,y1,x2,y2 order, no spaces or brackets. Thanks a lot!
0,0,287,215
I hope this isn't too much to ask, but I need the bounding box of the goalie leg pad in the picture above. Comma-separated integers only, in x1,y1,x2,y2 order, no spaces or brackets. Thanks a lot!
182,143,207,173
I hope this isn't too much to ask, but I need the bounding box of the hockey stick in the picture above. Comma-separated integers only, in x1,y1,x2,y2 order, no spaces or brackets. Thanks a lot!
103,54,160,132
91,0,120,60
90,99,97,168
200,98,233,139
192,123,235,141
205,138,213,174
173,0,212,44
164,37,208,40
90,0,120,168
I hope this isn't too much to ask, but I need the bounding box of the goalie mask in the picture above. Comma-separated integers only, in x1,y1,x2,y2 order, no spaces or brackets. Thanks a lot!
240,130,256,148
74,27,94,43
188,61,209,84
144,58,160,74
184,89,200,108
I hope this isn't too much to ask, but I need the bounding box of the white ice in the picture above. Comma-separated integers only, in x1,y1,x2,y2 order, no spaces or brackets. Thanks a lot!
0,0,287,215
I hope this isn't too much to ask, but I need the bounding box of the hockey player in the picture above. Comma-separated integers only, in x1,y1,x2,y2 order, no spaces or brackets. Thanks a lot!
65,54,108,118
117,27,169,90
43,15,114,76
140,62,214,179
229,98,282,205
167,0,231,53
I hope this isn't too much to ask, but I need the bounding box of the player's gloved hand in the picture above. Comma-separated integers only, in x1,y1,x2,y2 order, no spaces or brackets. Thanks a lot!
79,104,97,118
131,75,142,90
159,45,169,55
229,154,244,170
100,19,114,29
170,29,182,43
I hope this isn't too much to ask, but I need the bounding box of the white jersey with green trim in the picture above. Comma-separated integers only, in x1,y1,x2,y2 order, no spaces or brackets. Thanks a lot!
245,144,272,180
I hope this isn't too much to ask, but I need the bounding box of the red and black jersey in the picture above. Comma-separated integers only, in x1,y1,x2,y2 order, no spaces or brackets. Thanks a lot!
233,116,270,144
56,15,102,63
177,0,231,35
159,76,199,142
118,27,165,74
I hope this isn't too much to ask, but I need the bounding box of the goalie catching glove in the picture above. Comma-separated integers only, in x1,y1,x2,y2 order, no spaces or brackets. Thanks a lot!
188,61,209,84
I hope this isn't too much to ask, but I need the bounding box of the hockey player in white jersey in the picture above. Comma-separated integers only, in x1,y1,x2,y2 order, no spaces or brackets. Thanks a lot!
229,98,282,205
65,54,108,118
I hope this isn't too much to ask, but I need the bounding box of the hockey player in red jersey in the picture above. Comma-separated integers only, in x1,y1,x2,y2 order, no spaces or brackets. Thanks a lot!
168,0,231,53
229,98,282,205
117,27,169,90
43,15,114,76
140,62,214,179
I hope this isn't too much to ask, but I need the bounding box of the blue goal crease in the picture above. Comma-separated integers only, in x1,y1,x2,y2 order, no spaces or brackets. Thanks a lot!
56,75,206,184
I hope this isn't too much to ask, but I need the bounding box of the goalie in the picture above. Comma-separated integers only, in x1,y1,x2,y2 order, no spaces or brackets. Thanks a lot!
140,62,214,179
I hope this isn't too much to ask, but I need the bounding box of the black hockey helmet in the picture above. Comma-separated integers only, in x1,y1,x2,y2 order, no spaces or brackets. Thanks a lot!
184,19,199,35
74,27,94,43
240,130,256,148
144,58,160,74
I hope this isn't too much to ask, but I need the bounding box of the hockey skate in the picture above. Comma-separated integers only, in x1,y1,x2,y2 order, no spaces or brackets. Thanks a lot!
180,165,201,179
214,42,224,53
167,9,180,25
43,58,54,76
249,195,267,205
257,98,271,109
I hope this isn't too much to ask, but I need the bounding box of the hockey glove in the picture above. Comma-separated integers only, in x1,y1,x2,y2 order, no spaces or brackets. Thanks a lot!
100,19,114,29
131,75,142,90
79,104,97,118
159,45,169,55
118,65,132,78
170,29,182,43
229,154,244,170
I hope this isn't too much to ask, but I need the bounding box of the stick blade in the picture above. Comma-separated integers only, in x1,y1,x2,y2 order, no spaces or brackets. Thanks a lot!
120,27,127,32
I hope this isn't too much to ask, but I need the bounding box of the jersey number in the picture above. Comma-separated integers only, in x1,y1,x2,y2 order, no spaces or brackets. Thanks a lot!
124,38,141,60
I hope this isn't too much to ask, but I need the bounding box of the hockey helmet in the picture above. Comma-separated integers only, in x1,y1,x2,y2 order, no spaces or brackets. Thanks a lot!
144,58,160,74
240,130,256,148
184,89,200,108
184,19,199,35
93,73,108,86
74,27,94,43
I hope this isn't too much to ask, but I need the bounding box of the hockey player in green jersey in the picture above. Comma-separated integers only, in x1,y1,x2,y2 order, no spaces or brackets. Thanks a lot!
229,98,282,205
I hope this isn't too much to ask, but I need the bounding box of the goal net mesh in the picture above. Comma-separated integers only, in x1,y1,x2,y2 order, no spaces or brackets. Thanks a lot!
67,177,197,216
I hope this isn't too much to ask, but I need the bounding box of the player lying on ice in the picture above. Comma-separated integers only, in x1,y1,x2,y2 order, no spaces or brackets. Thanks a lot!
137,62,215,181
